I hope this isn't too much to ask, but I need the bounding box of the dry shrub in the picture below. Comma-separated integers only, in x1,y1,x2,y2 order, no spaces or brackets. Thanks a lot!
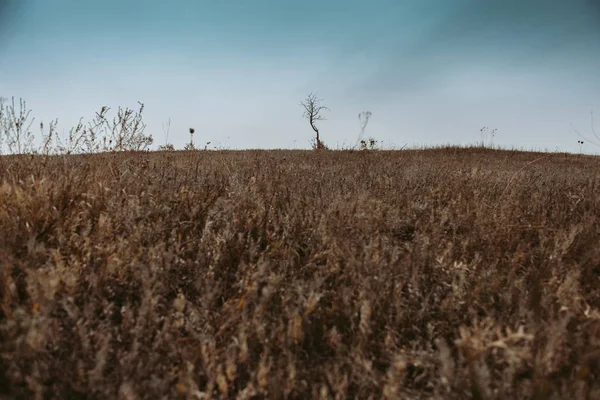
0,147,600,399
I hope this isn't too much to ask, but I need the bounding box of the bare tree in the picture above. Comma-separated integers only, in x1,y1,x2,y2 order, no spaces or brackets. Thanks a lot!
301,93,329,149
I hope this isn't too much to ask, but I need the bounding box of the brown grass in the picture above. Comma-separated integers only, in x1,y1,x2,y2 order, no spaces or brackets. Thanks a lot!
1,147,600,399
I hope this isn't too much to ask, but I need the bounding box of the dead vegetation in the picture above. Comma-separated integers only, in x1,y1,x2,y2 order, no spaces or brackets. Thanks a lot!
301,93,329,150
1,147,600,399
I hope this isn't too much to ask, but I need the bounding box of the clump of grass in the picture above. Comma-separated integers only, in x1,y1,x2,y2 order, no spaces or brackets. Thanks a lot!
1,147,600,398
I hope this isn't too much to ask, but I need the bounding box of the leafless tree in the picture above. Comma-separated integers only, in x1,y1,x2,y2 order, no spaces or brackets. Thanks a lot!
301,93,329,149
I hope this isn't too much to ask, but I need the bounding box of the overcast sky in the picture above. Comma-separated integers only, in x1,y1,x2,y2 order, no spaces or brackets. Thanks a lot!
1,0,600,152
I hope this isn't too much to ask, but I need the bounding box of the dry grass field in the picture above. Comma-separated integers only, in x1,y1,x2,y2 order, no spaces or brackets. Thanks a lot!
1,147,600,399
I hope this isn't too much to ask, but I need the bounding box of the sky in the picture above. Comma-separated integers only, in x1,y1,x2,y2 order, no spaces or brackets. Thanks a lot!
1,0,600,152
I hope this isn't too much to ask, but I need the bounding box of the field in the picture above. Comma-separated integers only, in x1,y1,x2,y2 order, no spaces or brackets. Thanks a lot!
1,147,600,399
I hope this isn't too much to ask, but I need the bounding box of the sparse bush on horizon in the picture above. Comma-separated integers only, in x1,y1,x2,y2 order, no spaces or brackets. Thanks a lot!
0,97,153,156
1,147,600,399
479,126,498,149
0,96,36,155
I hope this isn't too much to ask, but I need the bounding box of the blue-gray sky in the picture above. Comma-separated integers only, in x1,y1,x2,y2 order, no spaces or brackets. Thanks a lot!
1,0,600,151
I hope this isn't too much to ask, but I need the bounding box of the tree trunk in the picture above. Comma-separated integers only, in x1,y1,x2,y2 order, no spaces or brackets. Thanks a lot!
310,118,320,148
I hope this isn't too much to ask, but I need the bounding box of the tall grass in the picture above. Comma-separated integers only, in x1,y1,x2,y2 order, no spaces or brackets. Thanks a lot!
1,148,600,399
